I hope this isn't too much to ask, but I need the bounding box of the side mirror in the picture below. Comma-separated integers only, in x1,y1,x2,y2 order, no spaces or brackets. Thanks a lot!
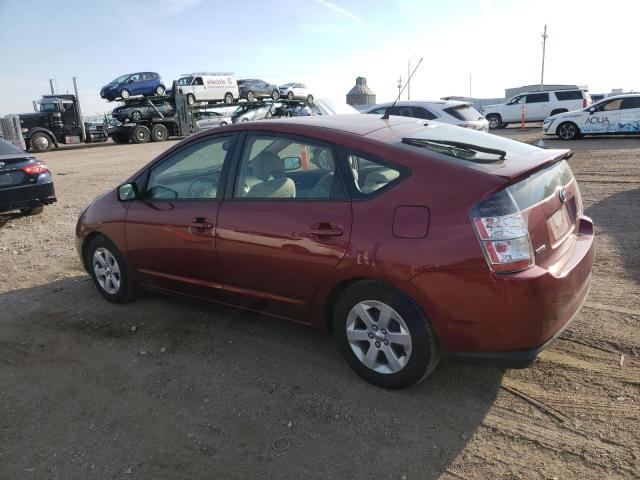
283,156,302,171
118,182,138,201
589,107,595,114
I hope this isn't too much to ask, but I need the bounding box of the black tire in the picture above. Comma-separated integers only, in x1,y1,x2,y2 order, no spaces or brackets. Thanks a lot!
224,92,234,104
550,109,567,116
557,121,580,140
486,114,502,130
271,90,280,101
150,124,168,142
20,205,44,216
333,280,440,389
287,91,294,100
130,125,151,144
120,88,130,99
111,133,130,144
499,122,509,129
86,235,141,303
29,132,54,153
247,91,255,102
130,110,142,122
306,95,314,105
187,94,195,105
155,84,166,96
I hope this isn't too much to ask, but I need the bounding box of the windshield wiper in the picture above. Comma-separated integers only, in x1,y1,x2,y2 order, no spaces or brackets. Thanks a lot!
402,138,507,161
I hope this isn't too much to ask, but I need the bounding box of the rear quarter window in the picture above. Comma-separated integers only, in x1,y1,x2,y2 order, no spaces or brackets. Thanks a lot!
443,105,482,121
555,90,584,101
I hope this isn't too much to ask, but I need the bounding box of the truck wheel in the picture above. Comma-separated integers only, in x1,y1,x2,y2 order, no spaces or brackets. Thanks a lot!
111,132,130,144
187,94,195,105
486,114,502,130
130,125,150,144
224,93,234,104
155,85,166,96
247,91,255,102
30,132,53,152
272,90,280,101
120,89,130,99
131,110,142,122
150,124,168,142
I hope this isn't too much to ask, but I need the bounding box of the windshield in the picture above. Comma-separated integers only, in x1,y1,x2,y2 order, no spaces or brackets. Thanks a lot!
177,76,193,86
443,104,482,121
110,74,129,84
40,102,57,112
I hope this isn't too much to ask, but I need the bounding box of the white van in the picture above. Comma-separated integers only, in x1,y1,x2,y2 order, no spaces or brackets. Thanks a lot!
176,72,239,105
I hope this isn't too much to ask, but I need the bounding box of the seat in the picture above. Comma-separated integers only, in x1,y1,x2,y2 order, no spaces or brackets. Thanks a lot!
362,168,399,193
245,151,296,198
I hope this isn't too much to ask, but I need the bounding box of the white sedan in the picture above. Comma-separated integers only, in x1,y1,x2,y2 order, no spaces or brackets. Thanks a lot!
543,94,640,140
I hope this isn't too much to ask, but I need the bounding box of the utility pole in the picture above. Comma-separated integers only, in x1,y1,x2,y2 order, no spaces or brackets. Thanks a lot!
397,75,402,99
540,24,548,91
49,79,55,95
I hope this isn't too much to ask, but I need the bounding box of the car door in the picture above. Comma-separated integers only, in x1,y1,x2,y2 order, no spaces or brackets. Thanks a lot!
524,92,550,121
216,132,352,322
503,95,525,122
125,134,237,298
581,98,622,134
128,73,142,95
192,76,207,101
618,96,640,133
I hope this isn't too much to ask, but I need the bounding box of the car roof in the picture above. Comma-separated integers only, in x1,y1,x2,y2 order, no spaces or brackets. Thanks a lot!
365,100,472,112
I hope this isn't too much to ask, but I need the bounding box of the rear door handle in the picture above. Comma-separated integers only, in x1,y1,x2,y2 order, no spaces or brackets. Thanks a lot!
309,223,343,239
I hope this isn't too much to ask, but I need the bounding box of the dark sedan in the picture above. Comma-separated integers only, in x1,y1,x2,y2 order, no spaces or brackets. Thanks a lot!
0,139,56,215
237,79,280,101
111,100,175,123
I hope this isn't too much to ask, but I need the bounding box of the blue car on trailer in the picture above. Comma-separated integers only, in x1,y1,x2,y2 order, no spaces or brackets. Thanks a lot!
100,72,166,101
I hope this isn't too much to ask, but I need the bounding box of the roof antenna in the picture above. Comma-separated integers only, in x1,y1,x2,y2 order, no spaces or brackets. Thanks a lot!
382,57,423,120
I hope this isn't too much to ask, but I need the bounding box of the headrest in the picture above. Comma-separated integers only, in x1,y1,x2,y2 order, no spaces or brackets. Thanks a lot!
252,151,284,180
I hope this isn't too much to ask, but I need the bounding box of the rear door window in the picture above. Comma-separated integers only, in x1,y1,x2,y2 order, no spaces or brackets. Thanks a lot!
526,93,549,103
443,105,481,121
621,97,640,109
555,90,583,101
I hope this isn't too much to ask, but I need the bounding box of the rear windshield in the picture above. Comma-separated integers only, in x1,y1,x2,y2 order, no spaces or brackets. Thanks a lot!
507,160,574,210
0,139,25,155
555,90,583,101
443,105,482,121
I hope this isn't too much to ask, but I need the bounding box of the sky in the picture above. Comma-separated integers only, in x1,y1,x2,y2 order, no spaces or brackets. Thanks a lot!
1,0,639,116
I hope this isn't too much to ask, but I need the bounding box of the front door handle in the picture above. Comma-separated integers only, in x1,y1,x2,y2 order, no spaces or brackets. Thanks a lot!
309,223,343,240
189,217,214,235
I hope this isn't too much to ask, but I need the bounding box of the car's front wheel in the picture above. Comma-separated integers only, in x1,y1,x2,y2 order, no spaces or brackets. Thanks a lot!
224,92,234,104
247,91,255,102
306,95,314,105
333,280,440,389
86,235,141,303
187,94,195,105
155,85,166,96
287,91,294,100
557,121,580,140
486,114,502,130
131,110,142,122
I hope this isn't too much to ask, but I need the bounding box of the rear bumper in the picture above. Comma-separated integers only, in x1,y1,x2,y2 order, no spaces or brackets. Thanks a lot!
409,216,595,362
0,180,56,213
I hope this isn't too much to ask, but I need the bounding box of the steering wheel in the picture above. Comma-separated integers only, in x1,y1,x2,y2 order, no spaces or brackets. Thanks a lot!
188,178,217,199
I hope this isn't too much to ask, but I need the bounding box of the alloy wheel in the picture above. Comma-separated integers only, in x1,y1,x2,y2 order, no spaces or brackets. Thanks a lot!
559,123,576,140
93,247,121,295
345,300,412,374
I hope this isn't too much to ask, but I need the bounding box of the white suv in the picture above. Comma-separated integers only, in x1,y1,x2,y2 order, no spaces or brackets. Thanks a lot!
365,100,489,132
279,83,314,103
482,89,591,129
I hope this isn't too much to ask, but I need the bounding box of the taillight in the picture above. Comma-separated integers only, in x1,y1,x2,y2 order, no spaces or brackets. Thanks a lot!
471,191,534,273
21,162,49,175
583,98,587,108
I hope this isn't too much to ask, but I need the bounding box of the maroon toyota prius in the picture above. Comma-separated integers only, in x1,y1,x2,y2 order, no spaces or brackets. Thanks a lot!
76,114,594,388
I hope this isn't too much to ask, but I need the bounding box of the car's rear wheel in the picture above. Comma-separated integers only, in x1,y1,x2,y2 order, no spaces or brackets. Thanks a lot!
20,205,44,216
29,132,53,152
557,121,580,140
247,91,255,101
187,94,195,105
155,85,166,96
271,90,280,101
130,125,150,144
306,95,314,105
333,280,440,389
287,91,294,100
486,114,502,130
86,235,141,303
131,110,142,122
224,92,234,104
120,89,130,99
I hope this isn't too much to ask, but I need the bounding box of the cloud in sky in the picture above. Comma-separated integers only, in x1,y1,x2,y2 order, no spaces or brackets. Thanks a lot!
314,0,365,25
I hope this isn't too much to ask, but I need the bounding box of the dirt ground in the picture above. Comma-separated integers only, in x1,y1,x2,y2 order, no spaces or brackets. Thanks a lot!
1,132,639,480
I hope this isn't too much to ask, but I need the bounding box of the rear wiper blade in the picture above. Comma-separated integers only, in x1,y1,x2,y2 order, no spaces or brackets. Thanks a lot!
402,138,507,160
